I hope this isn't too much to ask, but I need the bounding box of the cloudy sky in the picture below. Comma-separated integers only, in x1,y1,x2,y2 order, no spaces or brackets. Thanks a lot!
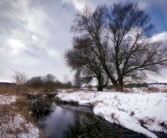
0,0,167,82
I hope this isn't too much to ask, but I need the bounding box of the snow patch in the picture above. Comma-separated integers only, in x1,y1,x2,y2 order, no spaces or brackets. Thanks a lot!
0,114,39,138
57,91,167,138
0,95,16,104
0,95,39,138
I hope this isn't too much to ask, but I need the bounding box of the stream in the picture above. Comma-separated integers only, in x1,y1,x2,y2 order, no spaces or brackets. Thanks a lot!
28,94,167,138
38,103,148,138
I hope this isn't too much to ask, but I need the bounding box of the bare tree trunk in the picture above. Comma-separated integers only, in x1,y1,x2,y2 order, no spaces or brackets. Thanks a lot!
97,86,103,91
113,84,123,91
97,74,103,91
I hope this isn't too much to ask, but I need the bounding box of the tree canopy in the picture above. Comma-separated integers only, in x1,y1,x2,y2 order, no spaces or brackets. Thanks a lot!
66,2,167,91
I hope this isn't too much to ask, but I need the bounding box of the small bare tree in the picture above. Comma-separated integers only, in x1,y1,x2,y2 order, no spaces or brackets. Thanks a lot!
12,71,27,93
12,71,27,85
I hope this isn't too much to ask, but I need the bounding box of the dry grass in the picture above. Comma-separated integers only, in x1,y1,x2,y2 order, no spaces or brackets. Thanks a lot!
122,88,130,93
0,86,17,95
0,85,30,96
0,85,45,95
13,95,47,138
0,86,46,138
145,87,167,93
124,87,167,93
0,107,15,137
145,87,161,92
161,89,167,93
0,104,24,137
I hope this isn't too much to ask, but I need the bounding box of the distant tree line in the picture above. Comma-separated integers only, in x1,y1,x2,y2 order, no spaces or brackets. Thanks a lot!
12,72,72,92
26,74,72,92
124,83,148,88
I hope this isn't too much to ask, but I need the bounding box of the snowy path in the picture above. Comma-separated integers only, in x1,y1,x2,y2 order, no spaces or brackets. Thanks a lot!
57,91,167,138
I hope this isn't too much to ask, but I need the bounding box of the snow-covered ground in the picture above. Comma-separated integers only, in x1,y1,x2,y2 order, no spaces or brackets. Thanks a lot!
0,94,40,138
0,95,16,104
0,114,39,138
57,91,167,138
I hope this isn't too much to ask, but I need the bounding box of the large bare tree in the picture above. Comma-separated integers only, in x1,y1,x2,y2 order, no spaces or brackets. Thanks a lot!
70,2,167,91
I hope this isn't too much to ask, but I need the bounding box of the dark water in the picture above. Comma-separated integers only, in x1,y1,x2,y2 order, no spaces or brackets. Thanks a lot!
27,95,167,138
37,103,149,138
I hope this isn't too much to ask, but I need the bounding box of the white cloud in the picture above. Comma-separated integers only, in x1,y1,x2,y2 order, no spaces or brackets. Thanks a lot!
148,31,167,83
0,0,74,82
62,0,86,11
8,38,25,54
151,31,167,42
62,0,118,11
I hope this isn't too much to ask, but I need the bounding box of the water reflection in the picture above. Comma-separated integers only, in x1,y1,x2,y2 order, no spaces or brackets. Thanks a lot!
39,105,74,138
38,103,147,138
39,104,98,138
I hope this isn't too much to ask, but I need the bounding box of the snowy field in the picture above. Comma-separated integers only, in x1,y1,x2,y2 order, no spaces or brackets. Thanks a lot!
57,91,167,138
0,95,39,138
